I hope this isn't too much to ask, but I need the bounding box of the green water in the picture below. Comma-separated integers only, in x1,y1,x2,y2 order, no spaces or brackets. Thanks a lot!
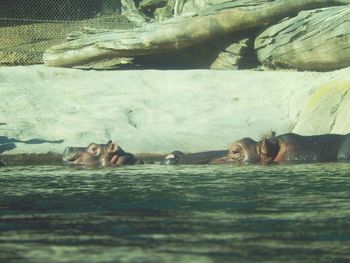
1,164,350,262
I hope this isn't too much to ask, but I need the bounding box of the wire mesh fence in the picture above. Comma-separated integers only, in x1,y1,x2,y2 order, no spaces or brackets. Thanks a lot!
0,0,135,65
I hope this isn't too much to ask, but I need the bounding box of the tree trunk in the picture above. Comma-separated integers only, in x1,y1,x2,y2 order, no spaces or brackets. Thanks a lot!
121,0,150,26
255,6,350,70
43,0,350,67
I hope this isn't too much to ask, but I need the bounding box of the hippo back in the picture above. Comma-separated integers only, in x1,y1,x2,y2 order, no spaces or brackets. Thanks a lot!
337,133,350,161
276,133,344,163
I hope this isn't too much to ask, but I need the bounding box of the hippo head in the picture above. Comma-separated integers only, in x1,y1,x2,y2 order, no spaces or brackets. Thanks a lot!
226,138,260,164
163,151,184,165
63,140,131,167
226,137,279,164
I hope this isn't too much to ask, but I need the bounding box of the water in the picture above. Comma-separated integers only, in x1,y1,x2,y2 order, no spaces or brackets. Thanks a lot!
1,164,350,263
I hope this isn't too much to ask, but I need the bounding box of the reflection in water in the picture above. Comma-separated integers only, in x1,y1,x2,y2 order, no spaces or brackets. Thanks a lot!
1,164,350,262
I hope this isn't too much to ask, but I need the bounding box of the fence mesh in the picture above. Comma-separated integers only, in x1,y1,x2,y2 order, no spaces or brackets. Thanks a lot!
0,0,135,65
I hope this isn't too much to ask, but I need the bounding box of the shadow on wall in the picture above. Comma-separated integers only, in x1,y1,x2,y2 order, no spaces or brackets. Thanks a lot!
0,123,64,154
0,136,64,153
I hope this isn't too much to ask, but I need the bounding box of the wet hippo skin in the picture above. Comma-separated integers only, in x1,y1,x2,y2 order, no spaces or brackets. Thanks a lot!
164,133,350,165
227,133,350,164
63,140,138,167
163,150,228,165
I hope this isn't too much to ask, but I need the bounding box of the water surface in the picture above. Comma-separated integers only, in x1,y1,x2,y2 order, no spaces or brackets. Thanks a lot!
1,164,350,262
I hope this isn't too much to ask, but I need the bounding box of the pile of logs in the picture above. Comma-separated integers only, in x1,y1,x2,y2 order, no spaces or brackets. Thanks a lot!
43,0,350,71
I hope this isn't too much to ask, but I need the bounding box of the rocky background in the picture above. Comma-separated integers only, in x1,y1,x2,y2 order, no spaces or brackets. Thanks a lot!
1,0,350,163
42,0,350,70
1,0,350,71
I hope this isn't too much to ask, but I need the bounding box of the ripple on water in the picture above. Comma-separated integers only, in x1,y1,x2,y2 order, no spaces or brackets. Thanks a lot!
1,163,350,262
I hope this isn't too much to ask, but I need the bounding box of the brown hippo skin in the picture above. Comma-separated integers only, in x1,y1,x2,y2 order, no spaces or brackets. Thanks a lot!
227,133,350,164
163,150,228,165
163,133,350,165
62,140,137,166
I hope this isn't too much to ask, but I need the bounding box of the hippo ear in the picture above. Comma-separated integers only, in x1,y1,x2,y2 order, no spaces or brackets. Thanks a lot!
106,141,119,153
260,138,279,163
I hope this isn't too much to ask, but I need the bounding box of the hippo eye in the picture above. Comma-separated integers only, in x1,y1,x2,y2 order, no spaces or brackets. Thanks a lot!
88,144,99,155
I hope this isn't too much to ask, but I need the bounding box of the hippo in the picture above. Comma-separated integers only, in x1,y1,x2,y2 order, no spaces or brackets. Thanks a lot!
163,133,350,165
63,140,138,166
163,150,228,165
227,133,350,164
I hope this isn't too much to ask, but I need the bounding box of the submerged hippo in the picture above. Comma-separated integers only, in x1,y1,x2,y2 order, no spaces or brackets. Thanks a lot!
164,133,350,165
228,133,350,164
163,150,228,165
63,140,137,166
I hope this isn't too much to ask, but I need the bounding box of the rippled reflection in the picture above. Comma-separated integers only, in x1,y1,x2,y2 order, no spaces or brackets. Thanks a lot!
1,164,350,262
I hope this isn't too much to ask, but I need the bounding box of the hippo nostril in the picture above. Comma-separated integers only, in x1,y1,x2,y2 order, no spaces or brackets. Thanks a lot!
163,154,178,165
64,146,74,152
63,147,70,154
63,147,78,162
164,159,174,165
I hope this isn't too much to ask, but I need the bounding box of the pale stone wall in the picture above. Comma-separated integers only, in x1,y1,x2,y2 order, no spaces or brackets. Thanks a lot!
293,78,350,135
1,66,350,155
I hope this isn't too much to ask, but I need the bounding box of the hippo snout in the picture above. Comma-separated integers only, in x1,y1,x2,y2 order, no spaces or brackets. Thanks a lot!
163,151,183,165
62,146,81,162
163,156,177,165
63,147,73,153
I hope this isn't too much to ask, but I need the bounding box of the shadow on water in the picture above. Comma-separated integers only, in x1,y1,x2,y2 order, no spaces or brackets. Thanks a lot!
0,123,64,154
1,164,350,262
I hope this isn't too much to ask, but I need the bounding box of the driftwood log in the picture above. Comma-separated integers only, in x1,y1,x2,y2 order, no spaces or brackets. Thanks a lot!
255,6,350,70
121,0,150,26
43,0,350,68
130,33,256,70
182,0,273,16
210,38,251,70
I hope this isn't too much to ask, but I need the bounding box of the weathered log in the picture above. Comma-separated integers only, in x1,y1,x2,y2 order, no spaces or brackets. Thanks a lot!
43,0,350,67
210,38,250,70
154,0,177,21
73,57,134,70
174,0,187,16
121,0,150,26
255,6,350,70
141,0,274,18
154,0,186,20
182,0,274,16
131,33,256,69
138,0,182,21
139,0,169,13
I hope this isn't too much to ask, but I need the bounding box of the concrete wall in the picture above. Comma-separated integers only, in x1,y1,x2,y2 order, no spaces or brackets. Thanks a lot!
1,66,350,154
